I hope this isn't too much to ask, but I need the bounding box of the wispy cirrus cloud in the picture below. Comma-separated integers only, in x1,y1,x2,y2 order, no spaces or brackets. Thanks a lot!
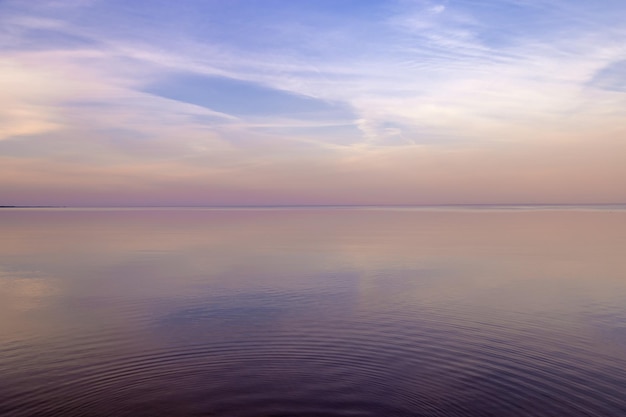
1,0,625,205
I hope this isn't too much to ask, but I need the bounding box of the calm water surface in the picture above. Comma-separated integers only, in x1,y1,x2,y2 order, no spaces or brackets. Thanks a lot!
1,208,625,416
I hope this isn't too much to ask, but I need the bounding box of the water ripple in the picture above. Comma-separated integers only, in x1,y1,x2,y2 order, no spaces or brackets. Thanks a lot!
2,300,625,416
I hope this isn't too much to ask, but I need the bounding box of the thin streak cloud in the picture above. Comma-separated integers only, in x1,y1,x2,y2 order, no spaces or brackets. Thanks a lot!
0,0,625,205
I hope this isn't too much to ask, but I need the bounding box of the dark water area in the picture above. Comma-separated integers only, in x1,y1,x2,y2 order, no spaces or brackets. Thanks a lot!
1,207,625,416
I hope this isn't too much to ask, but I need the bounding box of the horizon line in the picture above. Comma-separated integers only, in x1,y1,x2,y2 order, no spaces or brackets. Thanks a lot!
2,203,626,209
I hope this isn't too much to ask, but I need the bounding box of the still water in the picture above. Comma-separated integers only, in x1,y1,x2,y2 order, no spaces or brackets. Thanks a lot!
1,207,625,416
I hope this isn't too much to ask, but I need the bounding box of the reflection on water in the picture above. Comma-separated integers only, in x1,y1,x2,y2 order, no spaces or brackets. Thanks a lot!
0,207,625,416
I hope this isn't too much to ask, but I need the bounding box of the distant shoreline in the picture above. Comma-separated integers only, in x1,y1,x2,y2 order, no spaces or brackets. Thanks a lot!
2,204,625,210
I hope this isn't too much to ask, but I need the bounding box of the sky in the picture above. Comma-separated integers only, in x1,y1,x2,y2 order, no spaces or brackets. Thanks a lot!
1,0,626,206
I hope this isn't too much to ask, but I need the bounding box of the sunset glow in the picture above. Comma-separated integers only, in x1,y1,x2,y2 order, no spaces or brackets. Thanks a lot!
2,0,625,205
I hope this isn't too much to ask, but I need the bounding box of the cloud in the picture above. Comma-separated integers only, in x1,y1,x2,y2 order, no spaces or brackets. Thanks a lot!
1,0,625,204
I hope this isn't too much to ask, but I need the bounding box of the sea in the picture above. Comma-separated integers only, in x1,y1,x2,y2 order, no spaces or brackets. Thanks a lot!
1,206,625,416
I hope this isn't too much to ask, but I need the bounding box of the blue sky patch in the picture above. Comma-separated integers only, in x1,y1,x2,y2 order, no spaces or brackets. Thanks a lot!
590,60,626,93
144,73,355,121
